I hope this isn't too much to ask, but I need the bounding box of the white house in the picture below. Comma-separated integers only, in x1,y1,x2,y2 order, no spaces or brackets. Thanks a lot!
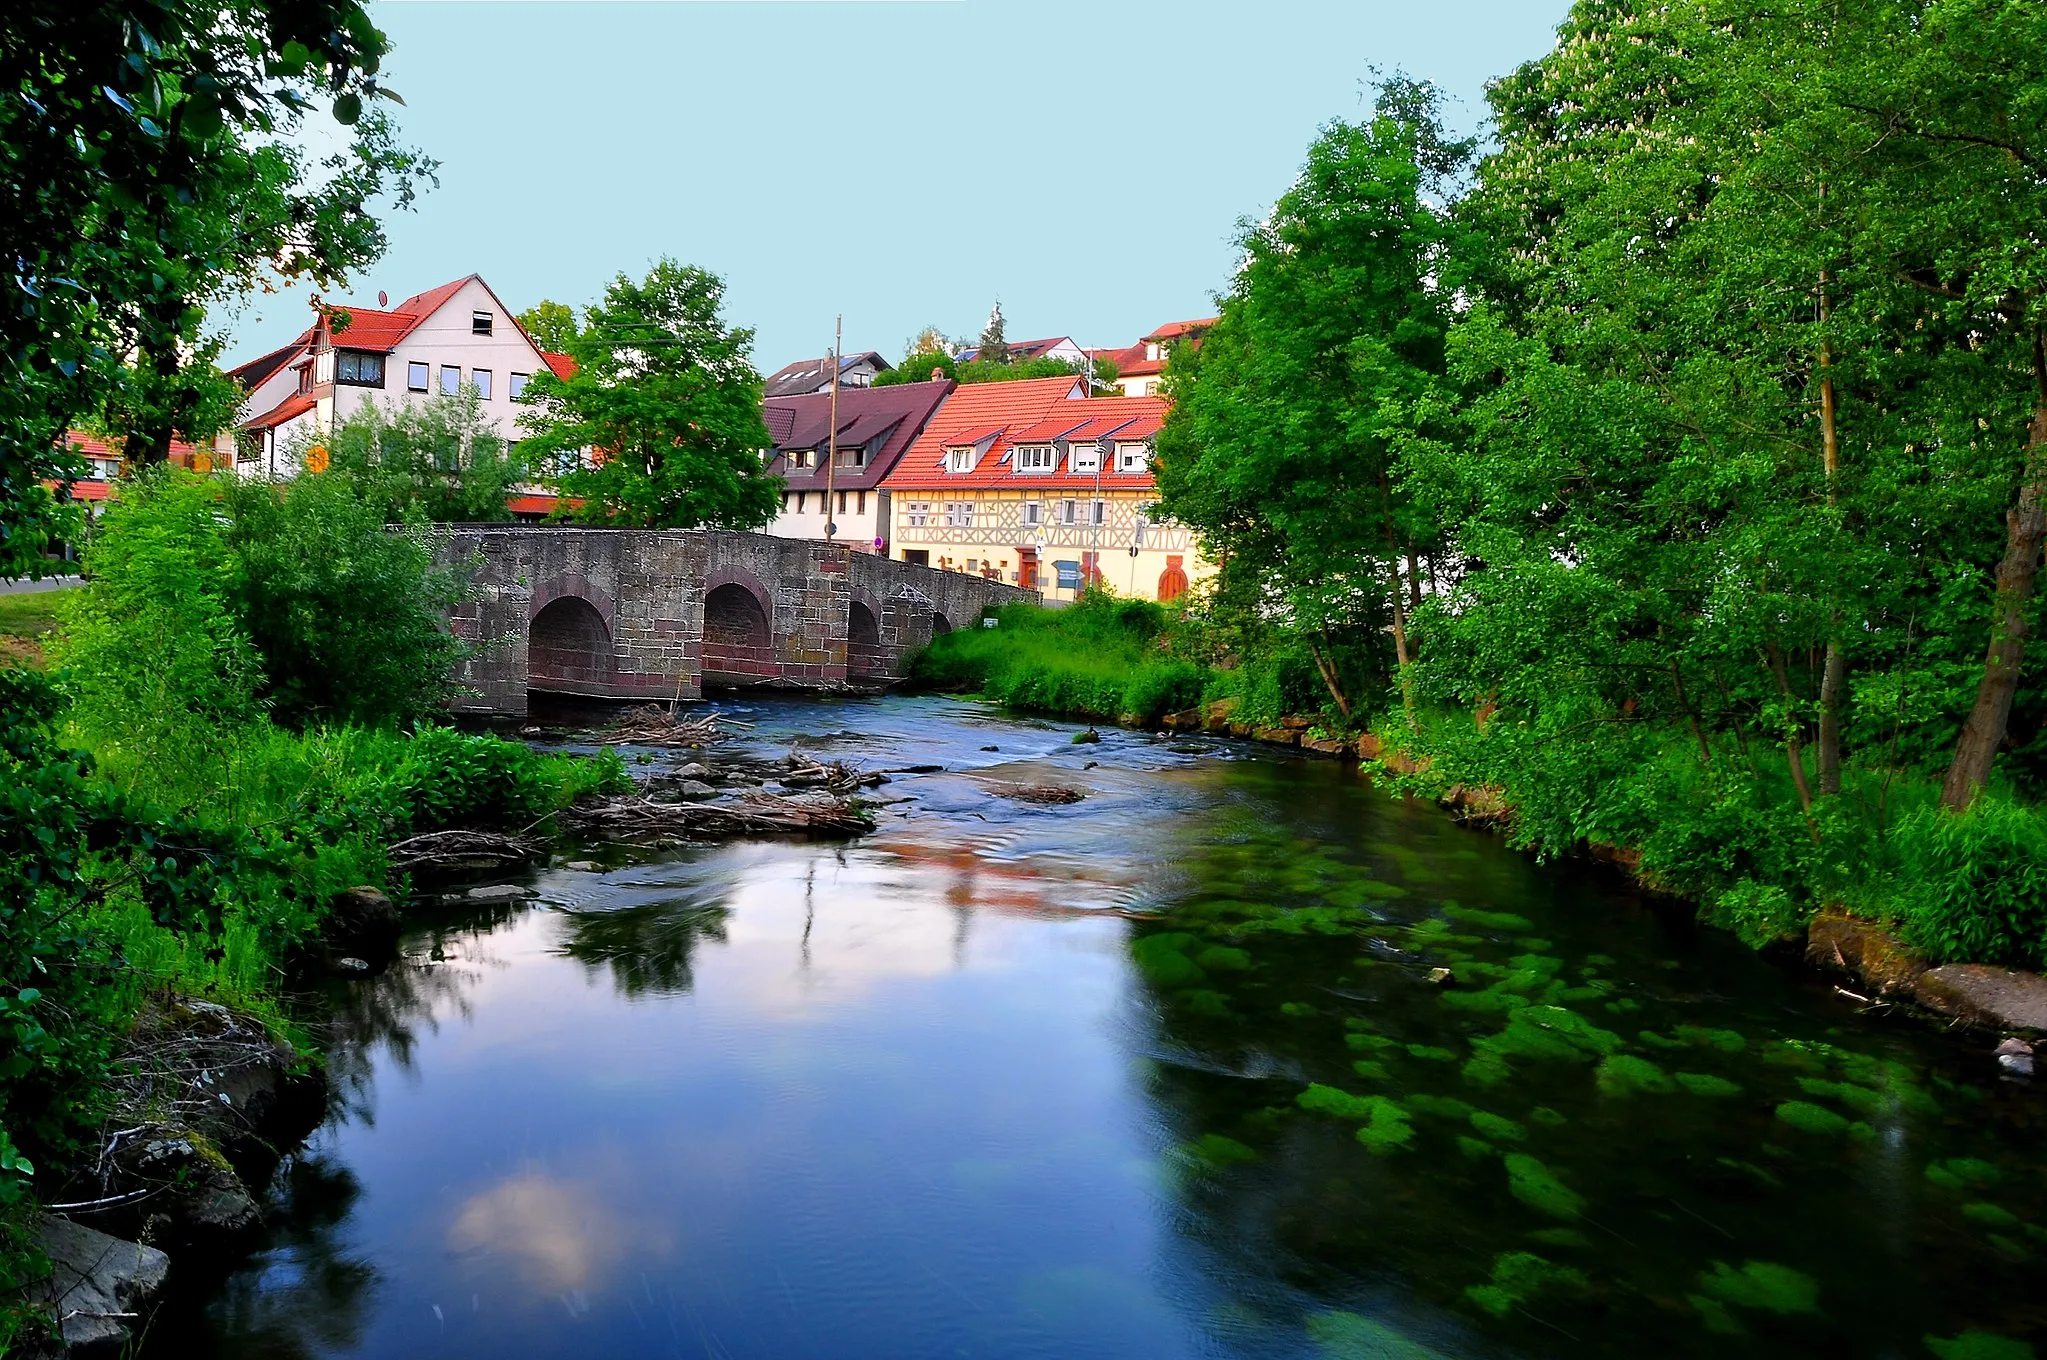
230,275,571,476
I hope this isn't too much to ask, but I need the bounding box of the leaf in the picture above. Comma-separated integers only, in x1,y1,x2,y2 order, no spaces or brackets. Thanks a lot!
333,93,362,126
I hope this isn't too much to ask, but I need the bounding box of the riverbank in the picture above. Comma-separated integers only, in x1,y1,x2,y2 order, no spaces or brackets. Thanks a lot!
914,601,2047,1040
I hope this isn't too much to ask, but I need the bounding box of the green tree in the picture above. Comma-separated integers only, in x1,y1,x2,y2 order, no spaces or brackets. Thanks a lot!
873,352,956,386
518,299,581,354
0,0,425,575
517,259,779,531
977,301,1011,365
1155,77,1474,719
303,390,528,523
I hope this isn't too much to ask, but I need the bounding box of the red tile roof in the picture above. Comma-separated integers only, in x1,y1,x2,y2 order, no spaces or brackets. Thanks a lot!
322,305,419,353
60,430,203,462
541,351,578,381
1144,317,1218,343
884,380,1166,492
244,390,318,432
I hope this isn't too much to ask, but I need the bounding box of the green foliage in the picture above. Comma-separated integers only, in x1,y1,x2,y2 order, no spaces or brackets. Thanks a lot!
58,469,464,732
517,299,581,354
1886,799,2047,967
520,258,779,531
872,352,955,386
913,591,1208,725
398,727,626,833
308,390,529,523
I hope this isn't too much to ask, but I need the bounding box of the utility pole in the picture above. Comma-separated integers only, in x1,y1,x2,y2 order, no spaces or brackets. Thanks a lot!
825,315,840,543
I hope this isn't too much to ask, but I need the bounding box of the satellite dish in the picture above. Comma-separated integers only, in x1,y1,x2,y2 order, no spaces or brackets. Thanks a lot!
377,290,388,307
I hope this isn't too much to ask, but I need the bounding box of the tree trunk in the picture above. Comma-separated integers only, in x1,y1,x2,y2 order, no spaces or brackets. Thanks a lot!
1379,476,1416,720
1405,540,1423,613
1943,327,2047,811
1671,660,1711,767
1306,636,1353,721
1766,643,1820,841
1815,264,1846,795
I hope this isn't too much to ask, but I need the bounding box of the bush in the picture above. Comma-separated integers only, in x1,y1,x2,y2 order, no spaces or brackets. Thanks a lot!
1888,797,2047,967
396,726,626,833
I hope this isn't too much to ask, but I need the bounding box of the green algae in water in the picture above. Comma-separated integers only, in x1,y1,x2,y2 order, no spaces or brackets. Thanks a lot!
1674,1024,1747,1053
1458,1136,1496,1160
1440,904,1535,932
1638,1030,1686,1050
1463,1251,1587,1318
1196,944,1253,972
1963,1202,2021,1230
1797,1076,1885,1115
1306,1311,1453,1360
1527,1226,1591,1249
1775,1100,1851,1136
1346,1031,1399,1053
1924,1333,2038,1360
1405,1044,1458,1063
1676,1072,1743,1097
1696,1259,1819,1315
1355,1100,1415,1155
1468,1006,1624,1082
1585,953,1617,966
1530,1106,1567,1127
1131,933,1206,987
1177,1133,1261,1170
1440,986,1532,1014
1926,1158,2001,1192
1686,1293,1747,1337
1280,1001,1317,1018
1469,1110,1526,1142
1351,1059,1391,1082
1515,937,1556,952
1406,1094,1475,1120
1183,989,1234,1017
1604,997,1642,1013
1596,1054,1676,1096
1504,1154,1584,1219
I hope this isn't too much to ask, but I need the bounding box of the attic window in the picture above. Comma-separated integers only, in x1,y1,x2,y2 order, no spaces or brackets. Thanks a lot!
1116,442,1150,473
946,447,976,473
472,310,493,336
1015,445,1056,474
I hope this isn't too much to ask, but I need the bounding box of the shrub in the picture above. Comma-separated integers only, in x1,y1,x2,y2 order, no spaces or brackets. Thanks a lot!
1888,797,2047,967
395,726,625,833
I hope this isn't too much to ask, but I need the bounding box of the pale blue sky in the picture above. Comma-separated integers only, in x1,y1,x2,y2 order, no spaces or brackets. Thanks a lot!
222,0,1572,371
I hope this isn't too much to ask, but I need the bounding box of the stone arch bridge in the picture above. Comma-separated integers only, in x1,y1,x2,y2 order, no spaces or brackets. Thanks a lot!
439,527,1034,717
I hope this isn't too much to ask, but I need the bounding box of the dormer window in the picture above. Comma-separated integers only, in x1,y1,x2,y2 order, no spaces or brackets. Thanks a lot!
472,310,494,336
1072,442,1101,474
1145,342,1163,361
335,350,384,387
946,446,977,473
1116,442,1151,473
1015,445,1056,474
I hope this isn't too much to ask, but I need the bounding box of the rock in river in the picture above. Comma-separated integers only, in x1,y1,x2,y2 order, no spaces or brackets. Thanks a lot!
1915,964,2047,1032
29,1217,169,1352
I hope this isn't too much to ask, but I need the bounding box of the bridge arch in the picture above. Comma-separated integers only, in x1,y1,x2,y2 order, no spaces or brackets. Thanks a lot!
931,611,953,636
528,575,617,693
701,565,776,687
847,587,885,683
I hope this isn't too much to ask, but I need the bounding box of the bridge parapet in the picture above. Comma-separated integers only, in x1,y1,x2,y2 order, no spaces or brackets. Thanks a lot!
438,527,1034,716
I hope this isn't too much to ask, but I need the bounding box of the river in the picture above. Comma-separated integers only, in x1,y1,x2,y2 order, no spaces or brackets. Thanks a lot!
144,695,2045,1359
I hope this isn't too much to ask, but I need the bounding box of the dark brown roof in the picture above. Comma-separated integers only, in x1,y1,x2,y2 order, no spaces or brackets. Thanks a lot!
228,335,312,391
763,379,955,492
762,351,891,398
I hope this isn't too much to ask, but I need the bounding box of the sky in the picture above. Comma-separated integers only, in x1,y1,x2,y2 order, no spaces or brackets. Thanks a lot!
220,0,1573,373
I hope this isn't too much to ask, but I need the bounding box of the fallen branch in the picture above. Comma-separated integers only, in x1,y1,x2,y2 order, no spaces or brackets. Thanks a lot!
600,706,736,747
562,792,873,842
387,829,544,874
983,782,1087,805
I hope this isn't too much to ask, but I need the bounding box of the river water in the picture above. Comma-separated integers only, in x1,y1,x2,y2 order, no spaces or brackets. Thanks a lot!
147,696,2044,1359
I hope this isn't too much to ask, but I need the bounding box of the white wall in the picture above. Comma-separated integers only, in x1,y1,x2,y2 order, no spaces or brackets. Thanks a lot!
766,485,889,551
328,278,551,443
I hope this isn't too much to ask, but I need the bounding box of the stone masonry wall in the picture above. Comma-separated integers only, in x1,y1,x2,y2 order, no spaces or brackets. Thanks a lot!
439,526,1032,716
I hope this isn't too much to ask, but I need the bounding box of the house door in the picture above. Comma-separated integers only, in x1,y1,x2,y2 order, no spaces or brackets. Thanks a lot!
1017,547,1039,590
1157,555,1189,603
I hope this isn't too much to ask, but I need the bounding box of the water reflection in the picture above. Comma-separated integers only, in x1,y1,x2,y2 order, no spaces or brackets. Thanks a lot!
147,697,2047,1359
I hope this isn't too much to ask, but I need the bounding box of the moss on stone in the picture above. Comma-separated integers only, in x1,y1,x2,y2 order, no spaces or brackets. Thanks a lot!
1925,1157,2001,1192
1676,1072,1743,1097
1775,1100,1851,1136
1596,1054,1675,1096
1505,1154,1584,1219
1470,1111,1526,1142
1963,1202,2020,1230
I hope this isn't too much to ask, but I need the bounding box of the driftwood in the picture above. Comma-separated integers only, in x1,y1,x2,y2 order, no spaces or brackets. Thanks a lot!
386,829,544,874
985,782,1087,805
778,755,890,796
600,705,738,747
562,792,873,842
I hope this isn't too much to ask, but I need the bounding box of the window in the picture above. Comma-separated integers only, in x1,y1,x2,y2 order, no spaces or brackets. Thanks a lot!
856,490,866,514
439,365,461,396
472,310,494,336
903,549,929,567
509,371,530,399
1015,445,1055,474
1022,500,1042,528
1116,442,1149,473
906,501,930,527
1091,499,1107,526
944,501,975,528
1072,442,1101,473
473,368,493,400
408,361,429,392
837,490,847,513
946,446,976,473
335,350,384,387
1058,499,1077,526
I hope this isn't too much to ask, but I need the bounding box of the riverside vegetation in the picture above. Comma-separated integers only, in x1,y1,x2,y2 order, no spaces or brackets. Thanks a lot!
0,468,627,1349
918,5,2047,980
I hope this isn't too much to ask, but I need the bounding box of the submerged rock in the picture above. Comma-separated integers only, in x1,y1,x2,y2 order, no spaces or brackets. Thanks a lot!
1995,1037,2035,1079
29,1218,169,1352
332,956,372,976
675,762,711,780
466,884,531,903
1915,965,2047,1032
315,885,400,973
1071,728,1102,745
562,860,605,873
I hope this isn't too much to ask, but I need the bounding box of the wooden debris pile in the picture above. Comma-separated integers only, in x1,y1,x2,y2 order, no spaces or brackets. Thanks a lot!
599,705,743,747
562,791,873,843
779,755,890,795
387,829,544,874
986,782,1088,805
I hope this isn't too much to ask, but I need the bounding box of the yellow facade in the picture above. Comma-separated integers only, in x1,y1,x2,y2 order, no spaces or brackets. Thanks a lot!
888,486,1212,603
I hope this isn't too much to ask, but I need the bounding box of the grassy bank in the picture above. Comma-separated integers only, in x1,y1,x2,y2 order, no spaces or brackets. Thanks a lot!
0,588,71,669
914,597,2047,978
